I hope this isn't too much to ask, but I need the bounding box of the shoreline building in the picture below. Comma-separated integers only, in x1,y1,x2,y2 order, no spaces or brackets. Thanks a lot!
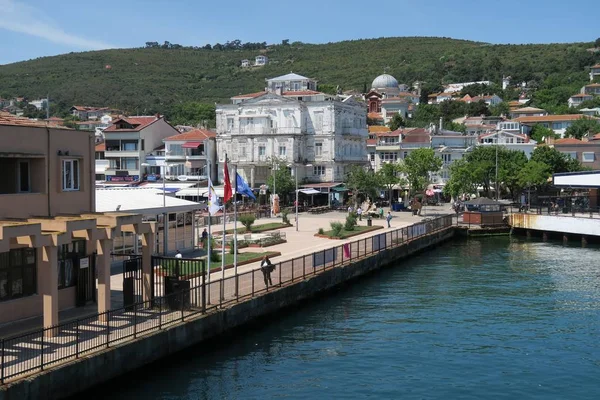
0,112,154,328
216,73,368,187
365,73,419,125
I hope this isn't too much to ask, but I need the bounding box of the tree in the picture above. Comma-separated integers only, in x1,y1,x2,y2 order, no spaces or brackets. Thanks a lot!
489,102,510,117
387,114,405,131
443,121,466,133
530,146,582,174
345,165,380,207
377,163,406,207
400,148,442,197
530,124,557,143
168,102,216,128
444,159,479,199
517,161,551,190
266,158,295,203
498,149,528,200
595,38,600,48
564,117,600,139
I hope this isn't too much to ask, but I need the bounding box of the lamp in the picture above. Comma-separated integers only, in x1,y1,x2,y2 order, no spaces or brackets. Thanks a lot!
288,163,312,231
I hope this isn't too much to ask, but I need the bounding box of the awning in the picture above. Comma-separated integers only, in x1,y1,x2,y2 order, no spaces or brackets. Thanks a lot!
299,189,321,195
182,142,202,149
331,186,348,192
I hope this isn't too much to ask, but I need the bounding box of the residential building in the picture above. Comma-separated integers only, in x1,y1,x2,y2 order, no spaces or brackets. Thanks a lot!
216,73,368,186
365,74,419,125
427,92,455,104
241,59,250,67
515,114,599,137
94,142,108,181
162,129,217,181
568,93,594,108
478,130,537,159
103,115,179,182
0,112,154,328
551,137,600,169
509,107,548,119
255,55,268,66
459,94,503,106
589,63,600,82
443,81,493,93
29,98,48,110
582,83,600,95
431,129,477,183
70,106,120,120
581,107,600,116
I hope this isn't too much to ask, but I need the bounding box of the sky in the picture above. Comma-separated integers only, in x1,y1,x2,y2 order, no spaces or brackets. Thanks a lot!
0,0,599,65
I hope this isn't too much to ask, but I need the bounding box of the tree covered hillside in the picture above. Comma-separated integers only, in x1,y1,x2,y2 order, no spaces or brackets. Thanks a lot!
0,37,597,117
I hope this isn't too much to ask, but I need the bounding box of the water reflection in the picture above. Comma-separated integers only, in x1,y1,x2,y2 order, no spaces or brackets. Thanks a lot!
83,237,600,400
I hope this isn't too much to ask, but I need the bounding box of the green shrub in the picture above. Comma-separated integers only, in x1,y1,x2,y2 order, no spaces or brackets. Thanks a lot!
238,214,255,232
281,209,290,225
330,222,343,237
318,228,325,235
345,214,357,231
229,240,235,255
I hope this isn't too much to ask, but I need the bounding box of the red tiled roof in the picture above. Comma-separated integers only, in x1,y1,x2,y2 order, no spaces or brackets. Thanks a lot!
368,112,383,120
555,138,585,145
164,129,216,141
592,133,600,140
368,126,391,133
591,64,600,69
401,128,430,143
231,91,267,99
366,138,377,145
570,94,593,98
95,142,106,151
0,112,71,129
515,114,597,123
585,84,600,88
104,116,160,132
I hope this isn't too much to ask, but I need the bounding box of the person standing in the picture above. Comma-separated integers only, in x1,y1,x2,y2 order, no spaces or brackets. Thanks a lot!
386,211,392,228
201,228,208,248
357,206,363,221
260,255,274,287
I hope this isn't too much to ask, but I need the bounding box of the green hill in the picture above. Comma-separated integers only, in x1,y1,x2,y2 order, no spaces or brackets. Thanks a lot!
0,36,598,117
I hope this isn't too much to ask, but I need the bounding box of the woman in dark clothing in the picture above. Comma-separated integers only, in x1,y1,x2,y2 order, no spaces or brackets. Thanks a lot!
260,255,274,287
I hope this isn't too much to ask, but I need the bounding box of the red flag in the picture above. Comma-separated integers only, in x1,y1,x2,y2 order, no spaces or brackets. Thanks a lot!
223,159,232,202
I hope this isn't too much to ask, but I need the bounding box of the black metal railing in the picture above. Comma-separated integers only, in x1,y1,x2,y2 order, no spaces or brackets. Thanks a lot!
0,214,454,384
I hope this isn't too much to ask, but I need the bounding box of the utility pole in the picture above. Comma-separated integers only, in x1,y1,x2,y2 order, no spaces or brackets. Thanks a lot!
495,142,499,201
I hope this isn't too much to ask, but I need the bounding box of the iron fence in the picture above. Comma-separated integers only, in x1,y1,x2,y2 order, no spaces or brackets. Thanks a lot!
0,214,454,384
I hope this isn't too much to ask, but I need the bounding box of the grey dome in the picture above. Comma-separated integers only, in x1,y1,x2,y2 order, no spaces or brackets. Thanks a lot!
371,74,399,90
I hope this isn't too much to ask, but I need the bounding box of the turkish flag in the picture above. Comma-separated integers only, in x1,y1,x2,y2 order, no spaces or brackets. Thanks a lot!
223,159,232,203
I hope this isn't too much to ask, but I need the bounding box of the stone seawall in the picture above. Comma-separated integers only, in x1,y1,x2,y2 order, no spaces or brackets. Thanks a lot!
1,227,455,400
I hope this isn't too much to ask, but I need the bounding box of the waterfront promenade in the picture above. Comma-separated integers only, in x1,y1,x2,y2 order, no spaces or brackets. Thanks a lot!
0,208,453,386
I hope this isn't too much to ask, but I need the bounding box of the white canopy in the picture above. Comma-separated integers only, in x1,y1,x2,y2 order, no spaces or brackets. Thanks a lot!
299,188,321,195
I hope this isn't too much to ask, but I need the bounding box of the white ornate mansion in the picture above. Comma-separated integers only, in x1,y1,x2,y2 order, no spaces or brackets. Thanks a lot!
216,73,368,186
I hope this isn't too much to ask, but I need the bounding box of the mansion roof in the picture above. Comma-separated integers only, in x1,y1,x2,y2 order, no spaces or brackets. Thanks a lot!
104,116,160,132
164,129,216,141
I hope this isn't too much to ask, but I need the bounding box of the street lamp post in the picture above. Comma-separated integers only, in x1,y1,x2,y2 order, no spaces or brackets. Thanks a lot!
288,163,311,231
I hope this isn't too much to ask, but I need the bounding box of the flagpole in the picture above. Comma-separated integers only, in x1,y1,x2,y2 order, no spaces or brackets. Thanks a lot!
233,165,238,297
220,154,228,301
206,165,212,305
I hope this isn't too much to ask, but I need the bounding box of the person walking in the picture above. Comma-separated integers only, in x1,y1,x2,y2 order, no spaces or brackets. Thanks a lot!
386,211,392,228
260,255,274,287
201,228,208,248
357,206,363,221
379,206,384,219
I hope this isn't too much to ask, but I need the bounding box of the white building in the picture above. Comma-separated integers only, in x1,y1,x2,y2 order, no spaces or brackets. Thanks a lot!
255,55,268,66
478,130,537,159
443,81,493,93
431,129,477,184
241,59,250,67
29,98,48,110
104,115,179,182
216,73,368,187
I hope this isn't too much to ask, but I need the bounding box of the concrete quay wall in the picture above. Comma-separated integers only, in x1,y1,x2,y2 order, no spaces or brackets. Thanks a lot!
509,213,600,237
1,227,455,400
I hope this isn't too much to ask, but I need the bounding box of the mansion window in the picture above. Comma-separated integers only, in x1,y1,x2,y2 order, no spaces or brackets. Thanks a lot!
58,240,86,289
313,165,326,175
369,152,375,162
442,154,452,164
62,159,80,191
582,152,595,163
239,146,247,158
315,143,323,156
169,144,184,157
18,160,30,192
379,152,398,161
279,146,287,156
258,146,266,156
0,248,37,302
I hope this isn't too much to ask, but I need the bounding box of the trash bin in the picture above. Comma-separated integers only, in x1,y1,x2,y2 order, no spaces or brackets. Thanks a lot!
367,217,372,227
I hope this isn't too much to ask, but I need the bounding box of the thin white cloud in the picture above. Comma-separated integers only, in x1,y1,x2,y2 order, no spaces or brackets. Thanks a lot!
0,0,115,50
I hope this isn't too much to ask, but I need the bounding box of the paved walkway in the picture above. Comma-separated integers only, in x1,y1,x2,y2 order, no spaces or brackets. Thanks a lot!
0,206,452,339
0,209,454,383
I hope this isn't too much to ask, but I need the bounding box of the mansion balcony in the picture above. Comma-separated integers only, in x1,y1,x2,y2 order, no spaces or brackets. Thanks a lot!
231,127,303,135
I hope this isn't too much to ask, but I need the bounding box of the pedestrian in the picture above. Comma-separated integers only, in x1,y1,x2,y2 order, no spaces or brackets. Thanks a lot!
379,206,384,219
260,255,274,287
347,205,353,214
357,206,363,221
175,250,182,259
201,228,208,248
386,211,392,228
